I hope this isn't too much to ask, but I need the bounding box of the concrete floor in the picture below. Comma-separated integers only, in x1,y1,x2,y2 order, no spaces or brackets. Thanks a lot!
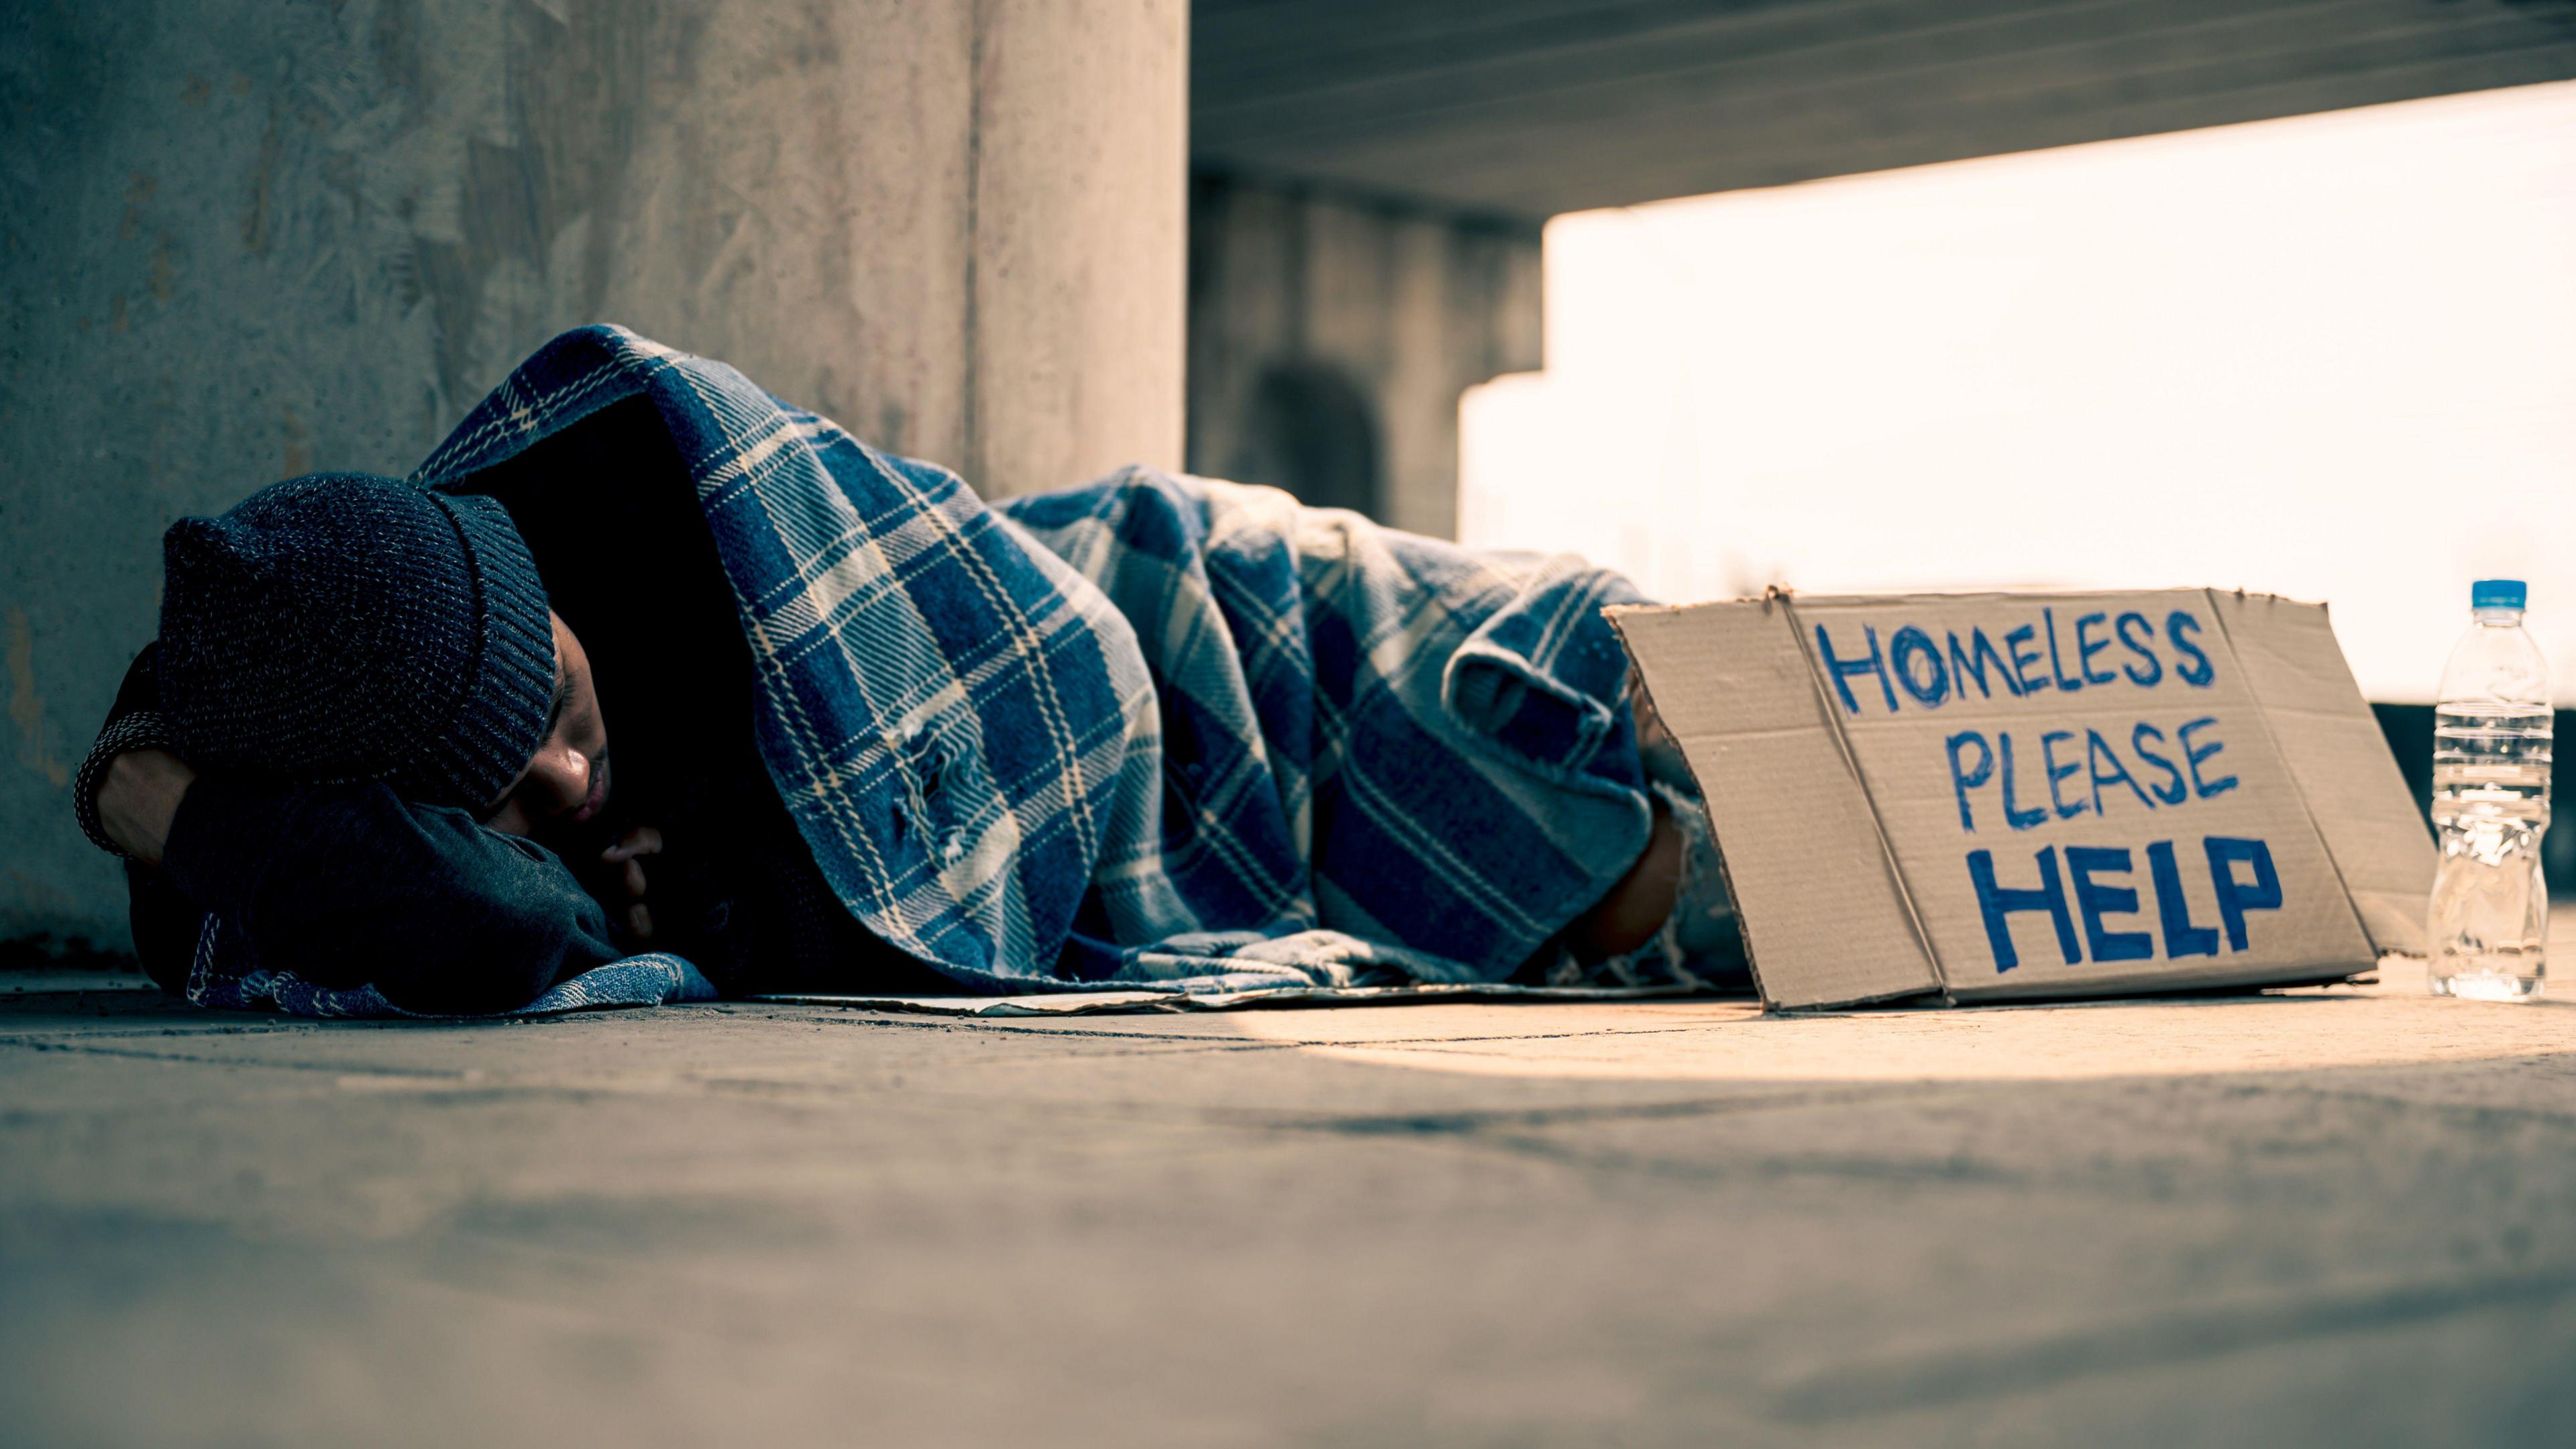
3,961,2573,1447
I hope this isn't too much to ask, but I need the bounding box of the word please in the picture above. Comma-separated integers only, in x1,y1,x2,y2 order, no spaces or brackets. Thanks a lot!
1815,608,2216,717
1969,837,2279,973
1944,718,2235,833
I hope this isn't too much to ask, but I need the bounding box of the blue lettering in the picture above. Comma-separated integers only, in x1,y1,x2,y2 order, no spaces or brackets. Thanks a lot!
2115,611,2163,686
2147,841,2220,957
2075,611,2116,686
1968,845,2082,973
1998,733,2047,830
2086,728,2157,814
2065,847,2155,963
1890,626,1950,708
2044,608,2086,692
2167,610,2215,687
2204,836,2282,952
1946,731,1994,833
1949,628,2023,700
2006,625,2052,696
2180,716,2237,799
2041,729,2086,820
2132,722,2188,805
1816,623,1898,716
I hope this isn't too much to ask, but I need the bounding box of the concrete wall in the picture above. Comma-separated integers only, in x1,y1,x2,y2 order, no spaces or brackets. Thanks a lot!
1185,173,1539,539
0,0,1186,951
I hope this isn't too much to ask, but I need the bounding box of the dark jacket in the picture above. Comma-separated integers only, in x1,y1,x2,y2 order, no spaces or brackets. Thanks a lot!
107,645,622,1013
100,395,938,1012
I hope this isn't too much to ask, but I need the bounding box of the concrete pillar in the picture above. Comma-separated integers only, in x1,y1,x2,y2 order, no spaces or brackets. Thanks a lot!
1185,174,1540,540
0,0,1187,950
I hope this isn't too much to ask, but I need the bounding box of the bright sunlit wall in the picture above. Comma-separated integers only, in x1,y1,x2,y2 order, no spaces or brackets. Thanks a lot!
1460,80,2576,704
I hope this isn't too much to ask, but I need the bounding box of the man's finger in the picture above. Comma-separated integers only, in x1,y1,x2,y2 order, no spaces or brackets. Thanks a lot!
601,825,665,863
621,857,647,898
627,902,653,941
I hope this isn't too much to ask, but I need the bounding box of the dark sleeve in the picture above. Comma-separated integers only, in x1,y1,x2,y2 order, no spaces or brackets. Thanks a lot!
152,773,623,1016
76,646,176,859
106,643,162,718
82,644,199,994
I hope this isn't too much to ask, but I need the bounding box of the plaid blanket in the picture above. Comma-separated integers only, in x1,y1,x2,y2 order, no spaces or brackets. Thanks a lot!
186,326,1654,1015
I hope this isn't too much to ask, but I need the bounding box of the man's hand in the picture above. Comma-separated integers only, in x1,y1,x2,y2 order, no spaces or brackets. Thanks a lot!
95,749,197,867
600,825,663,943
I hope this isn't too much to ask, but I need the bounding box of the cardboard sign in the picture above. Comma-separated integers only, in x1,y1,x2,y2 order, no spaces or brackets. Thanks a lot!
1610,590,2434,1010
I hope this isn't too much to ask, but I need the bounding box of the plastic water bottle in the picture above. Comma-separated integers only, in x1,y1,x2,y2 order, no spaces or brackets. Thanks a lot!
2428,579,2553,1000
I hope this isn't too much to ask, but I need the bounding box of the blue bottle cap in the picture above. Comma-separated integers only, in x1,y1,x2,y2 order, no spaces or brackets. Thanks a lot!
2472,578,2528,610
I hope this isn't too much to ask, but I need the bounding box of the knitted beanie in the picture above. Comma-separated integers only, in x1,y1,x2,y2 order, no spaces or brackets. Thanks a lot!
156,472,556,812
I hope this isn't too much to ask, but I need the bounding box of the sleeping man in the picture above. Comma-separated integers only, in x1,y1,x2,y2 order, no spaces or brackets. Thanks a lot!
75,327,1739,1017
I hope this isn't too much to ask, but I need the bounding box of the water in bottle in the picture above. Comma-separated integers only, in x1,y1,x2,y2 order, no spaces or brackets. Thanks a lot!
2428,579,2553,1001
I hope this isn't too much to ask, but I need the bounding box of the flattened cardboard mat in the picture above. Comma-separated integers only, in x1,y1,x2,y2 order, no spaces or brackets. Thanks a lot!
1611,590,2435,1011
747,983,1702,1016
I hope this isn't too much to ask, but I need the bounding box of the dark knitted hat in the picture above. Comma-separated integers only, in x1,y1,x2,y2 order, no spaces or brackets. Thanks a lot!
157,472,555,812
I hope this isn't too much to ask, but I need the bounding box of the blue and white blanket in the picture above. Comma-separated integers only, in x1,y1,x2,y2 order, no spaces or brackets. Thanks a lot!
189,327,1654,1016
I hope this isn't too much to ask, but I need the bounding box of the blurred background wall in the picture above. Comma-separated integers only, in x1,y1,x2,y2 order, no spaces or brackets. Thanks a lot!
1185,174,1539,541
1187,0,2576,889
1187,0,2576,530
8,0,2576,953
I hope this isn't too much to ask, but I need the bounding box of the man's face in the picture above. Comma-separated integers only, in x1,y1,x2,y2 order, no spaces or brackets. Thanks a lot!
485,610,611,838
